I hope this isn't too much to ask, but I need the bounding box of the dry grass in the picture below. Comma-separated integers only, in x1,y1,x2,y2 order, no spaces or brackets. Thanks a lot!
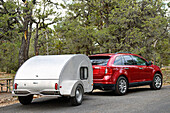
0,72,15,79
161,67,170,85
0,95,18,107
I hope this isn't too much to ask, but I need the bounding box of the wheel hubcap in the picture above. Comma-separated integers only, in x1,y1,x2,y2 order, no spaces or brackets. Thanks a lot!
119,79,127,93
154,76,162,88
76,88,82,103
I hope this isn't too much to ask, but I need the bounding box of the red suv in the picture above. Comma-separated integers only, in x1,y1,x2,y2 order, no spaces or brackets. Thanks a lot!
89,52,163,95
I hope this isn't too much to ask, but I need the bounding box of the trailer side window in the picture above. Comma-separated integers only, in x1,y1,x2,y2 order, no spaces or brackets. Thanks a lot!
80,67,88,80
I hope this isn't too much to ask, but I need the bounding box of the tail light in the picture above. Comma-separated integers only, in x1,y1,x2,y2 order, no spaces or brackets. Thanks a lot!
14,83,18,89
104,67,113,81
105,67,113,75
55,83,58,90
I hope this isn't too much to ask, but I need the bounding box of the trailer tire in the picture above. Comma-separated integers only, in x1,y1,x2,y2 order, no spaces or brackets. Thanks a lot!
18,95,33,105
70,84,84,106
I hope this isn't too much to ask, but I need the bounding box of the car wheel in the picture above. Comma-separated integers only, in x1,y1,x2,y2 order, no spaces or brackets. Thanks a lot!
115,76,128,95
18,95,33,105
70,85,84,106
150,73,162,90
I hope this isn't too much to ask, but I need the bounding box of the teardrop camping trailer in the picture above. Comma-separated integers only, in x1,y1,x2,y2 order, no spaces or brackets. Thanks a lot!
12,54,93,106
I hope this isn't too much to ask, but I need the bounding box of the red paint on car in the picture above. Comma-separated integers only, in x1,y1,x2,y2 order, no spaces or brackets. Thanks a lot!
89,53,163,95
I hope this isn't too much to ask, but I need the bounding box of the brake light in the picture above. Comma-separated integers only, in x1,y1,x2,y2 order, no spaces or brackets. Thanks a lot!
55,83,58,90
14,83,18,89
105,68,108,74
105,67,113,75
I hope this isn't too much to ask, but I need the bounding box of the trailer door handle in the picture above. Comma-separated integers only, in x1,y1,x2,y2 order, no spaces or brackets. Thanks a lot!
139,68,143,70
124,68,129,70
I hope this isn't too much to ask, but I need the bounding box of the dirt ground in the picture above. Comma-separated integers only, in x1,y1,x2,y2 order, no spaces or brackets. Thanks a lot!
0,93,18,107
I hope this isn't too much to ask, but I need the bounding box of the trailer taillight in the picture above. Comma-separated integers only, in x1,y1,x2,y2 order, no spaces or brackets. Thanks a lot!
14,83,18,89
55,83,58,90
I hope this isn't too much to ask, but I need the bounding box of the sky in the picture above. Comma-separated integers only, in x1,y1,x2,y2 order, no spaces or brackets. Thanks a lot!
31,0,69,29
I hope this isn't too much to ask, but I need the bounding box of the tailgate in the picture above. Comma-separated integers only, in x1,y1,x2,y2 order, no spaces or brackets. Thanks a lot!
89,56,110,79
92,65,106,79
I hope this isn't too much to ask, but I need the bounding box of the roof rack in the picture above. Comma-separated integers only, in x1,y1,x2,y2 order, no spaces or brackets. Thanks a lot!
115,52,132,54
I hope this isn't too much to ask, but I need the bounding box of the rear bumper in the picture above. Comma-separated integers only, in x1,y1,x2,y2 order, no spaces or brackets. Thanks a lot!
12,89,60,96
94,83,116,90
13,79,60,96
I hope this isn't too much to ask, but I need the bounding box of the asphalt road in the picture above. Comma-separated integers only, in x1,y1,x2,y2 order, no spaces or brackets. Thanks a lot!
1,85,170,113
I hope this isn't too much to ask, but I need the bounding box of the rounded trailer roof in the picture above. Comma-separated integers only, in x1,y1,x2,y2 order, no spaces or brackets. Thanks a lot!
15,54,88,80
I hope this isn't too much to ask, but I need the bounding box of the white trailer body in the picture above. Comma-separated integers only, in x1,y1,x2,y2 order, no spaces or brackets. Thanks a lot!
13,54,93,105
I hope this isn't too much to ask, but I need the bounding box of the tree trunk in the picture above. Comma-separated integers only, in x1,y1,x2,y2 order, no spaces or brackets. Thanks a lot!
45,31,49,55
18,2,33,66
25,10,33,59
85,45,90,55
19,36,26,67
34,24,39,55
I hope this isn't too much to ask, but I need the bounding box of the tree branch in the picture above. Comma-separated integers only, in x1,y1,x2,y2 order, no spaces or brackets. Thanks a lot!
0,0,9,13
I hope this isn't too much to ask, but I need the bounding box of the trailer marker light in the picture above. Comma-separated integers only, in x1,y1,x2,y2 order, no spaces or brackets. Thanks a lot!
55,83,58,90
60,86,62,88
14,83,18,89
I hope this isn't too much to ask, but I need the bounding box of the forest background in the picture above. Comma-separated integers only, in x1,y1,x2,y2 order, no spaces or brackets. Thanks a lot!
0,0,169,73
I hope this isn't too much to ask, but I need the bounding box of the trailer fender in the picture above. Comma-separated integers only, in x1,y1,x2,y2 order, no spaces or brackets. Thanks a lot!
59,80,83,97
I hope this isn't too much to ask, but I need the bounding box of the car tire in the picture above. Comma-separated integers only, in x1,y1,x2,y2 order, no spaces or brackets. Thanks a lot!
70,85,84,106
115,76,128,95
18,95,33,105
150,73,162,90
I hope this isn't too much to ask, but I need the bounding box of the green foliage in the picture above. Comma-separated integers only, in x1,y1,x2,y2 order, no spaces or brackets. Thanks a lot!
0,41,20,73
0,0,169,74
55,0,169,67
0,0,21,73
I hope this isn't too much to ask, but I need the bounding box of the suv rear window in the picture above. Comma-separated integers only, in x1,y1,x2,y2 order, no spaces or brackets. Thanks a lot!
89,56,110,66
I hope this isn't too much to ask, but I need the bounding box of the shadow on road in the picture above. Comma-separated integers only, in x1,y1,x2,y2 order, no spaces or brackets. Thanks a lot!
88,85,169,96
88,87,155,96
128,87,151,94
5,98,72,112
31,97,71,106
1,86,169,112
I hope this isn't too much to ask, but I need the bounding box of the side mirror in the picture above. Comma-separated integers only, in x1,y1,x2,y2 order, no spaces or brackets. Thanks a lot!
147,61,153,66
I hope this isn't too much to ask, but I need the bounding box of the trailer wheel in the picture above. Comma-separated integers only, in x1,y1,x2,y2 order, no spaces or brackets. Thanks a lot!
70,85,84,106
18,95,33,105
